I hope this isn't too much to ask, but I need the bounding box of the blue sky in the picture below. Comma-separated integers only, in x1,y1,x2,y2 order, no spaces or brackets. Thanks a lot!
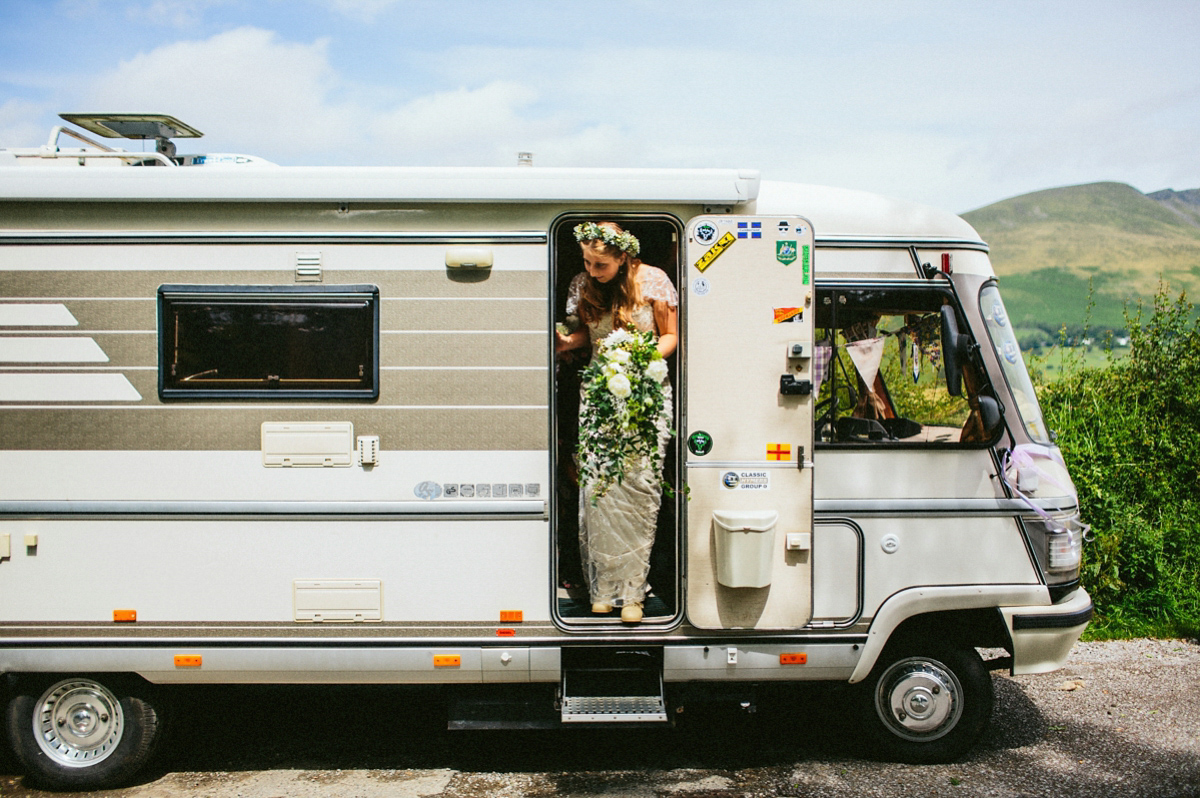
2,0,1198,213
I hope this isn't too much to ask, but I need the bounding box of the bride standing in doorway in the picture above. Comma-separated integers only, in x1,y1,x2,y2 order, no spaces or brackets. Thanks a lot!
555,222,677,623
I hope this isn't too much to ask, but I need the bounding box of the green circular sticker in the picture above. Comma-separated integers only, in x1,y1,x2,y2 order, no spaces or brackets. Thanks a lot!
687,430,713,456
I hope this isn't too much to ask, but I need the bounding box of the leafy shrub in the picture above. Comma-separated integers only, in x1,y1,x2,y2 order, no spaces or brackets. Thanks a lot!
1037,286,1200,639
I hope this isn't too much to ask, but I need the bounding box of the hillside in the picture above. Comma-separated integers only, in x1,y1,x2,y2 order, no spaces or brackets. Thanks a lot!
962,182,1200,338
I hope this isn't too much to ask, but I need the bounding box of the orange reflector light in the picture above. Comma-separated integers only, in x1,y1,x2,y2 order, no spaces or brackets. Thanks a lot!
496,628,516,637
780,652,807,665
433,655,461,667
113,609,137,623
499,610,523,623
174,655,202,667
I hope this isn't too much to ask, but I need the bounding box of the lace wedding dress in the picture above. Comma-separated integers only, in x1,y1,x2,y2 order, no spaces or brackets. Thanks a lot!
566,265,677,609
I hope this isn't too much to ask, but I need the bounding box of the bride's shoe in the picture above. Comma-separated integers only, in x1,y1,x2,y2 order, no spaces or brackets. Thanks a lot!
620,603,643,623
591,602,613,614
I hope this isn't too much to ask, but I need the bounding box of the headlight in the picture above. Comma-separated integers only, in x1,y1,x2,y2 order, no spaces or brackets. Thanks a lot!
1022,511,1087,583
1047,525,1082,573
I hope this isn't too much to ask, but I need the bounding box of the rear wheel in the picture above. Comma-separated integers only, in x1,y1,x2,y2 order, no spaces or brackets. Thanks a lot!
860,645,993,763
6,675,164,790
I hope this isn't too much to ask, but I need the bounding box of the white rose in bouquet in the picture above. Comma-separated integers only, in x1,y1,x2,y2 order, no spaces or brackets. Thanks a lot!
607,373,632,398
645,359,668,382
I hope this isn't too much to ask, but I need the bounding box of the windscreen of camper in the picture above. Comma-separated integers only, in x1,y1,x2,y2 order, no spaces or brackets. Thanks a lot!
158,284,380,400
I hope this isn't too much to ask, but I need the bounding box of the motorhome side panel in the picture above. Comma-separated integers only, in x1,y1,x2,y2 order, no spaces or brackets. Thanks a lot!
0,237,552,624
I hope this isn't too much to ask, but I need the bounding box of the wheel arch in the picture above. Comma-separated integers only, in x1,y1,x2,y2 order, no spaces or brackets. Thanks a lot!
849,584,1040,683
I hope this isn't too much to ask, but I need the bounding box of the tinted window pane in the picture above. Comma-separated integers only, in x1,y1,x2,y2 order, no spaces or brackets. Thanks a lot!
159,286,379,399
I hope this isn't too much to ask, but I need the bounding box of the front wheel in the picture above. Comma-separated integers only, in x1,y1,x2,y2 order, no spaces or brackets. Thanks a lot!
6,675,164,790
860,645,993,763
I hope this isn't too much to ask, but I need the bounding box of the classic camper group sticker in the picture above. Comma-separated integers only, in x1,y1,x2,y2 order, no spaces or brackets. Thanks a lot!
721,470,771,491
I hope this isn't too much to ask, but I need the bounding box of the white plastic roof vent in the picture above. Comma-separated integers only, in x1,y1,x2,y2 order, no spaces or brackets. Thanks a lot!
58,114,203,141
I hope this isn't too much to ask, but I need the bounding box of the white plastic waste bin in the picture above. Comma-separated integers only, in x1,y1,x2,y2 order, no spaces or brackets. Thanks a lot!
713,509,778,588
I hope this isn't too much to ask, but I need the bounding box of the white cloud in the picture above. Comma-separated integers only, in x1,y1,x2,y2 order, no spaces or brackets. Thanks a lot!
137,0,234,28
82,27,361,160
369,82,540,164
0,99,56,150
318,0,400,22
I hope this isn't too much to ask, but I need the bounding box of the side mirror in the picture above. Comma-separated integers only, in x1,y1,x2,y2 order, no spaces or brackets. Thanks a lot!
978,395,1002,432
940,305,970,397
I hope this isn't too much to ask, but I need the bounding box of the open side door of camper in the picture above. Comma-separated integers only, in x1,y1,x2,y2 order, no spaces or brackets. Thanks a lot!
683,216,815,630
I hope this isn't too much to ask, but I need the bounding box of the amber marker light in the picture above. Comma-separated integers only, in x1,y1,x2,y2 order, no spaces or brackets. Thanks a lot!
174,655,202,667
780,652,808,665
433,655,461,667
113,609,137,622
499,610,523,623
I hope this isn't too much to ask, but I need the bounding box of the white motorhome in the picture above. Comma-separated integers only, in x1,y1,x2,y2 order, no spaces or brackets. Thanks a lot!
0,115,1092,790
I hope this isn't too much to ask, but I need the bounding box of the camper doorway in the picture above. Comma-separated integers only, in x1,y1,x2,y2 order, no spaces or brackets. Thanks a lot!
550,214,684,628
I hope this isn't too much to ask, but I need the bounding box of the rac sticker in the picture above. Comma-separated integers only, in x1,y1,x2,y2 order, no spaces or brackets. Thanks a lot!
773,307,803,323
694,231,736,272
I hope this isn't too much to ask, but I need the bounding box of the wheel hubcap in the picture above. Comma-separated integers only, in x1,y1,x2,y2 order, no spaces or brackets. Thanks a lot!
34,680,124,767
875,657,963,742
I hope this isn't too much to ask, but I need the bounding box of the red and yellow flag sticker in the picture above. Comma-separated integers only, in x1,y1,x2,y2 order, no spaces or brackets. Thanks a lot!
694,232,736,272
767,443,792,461
773,307,803,323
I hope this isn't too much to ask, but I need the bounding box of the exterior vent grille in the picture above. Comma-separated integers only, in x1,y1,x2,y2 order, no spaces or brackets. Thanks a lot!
295,251,322,282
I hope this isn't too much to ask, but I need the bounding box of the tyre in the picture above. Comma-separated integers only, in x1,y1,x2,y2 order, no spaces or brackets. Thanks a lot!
859,645,993,763
6,675,164,791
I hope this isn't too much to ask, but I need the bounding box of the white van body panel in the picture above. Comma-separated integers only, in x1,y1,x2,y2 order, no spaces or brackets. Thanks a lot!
0,152,1090,687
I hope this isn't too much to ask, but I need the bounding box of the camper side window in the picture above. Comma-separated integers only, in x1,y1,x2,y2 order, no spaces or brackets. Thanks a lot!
814,285,995,445
157,284,380,400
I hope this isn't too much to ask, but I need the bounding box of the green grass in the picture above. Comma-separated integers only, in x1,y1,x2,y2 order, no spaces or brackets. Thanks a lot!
999,269,1134,332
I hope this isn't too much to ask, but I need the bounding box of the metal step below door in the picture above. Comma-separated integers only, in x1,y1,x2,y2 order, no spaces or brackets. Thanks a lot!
560,646,668,724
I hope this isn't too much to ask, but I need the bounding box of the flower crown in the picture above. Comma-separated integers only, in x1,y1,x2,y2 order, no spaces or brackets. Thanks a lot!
573,222,640,257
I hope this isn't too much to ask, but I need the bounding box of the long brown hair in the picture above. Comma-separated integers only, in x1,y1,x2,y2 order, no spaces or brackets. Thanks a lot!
576,222,643,331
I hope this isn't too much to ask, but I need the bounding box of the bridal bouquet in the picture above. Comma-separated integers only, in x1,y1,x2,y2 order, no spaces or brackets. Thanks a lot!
578,328,670,500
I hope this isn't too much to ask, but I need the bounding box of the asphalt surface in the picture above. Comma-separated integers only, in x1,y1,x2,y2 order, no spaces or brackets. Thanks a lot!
1,639,1197,797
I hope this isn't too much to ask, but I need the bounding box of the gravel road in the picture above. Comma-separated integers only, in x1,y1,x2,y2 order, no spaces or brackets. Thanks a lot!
2,639,1197,798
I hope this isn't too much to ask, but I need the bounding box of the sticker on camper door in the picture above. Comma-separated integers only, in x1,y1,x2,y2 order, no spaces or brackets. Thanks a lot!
776,240,798,265
692,277,711,297
687,430,714,456
694,232,736,272
721,470,770,490
694,221,718,244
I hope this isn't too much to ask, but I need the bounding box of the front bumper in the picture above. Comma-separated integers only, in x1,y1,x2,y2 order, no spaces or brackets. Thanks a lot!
1000,587,1093,675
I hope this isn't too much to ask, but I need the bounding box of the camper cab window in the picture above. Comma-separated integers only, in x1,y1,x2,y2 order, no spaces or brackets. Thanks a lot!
158,285,379,400
815,283,997,445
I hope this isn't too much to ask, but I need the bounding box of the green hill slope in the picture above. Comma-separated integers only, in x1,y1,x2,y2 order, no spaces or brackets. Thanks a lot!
962,182,1200,337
